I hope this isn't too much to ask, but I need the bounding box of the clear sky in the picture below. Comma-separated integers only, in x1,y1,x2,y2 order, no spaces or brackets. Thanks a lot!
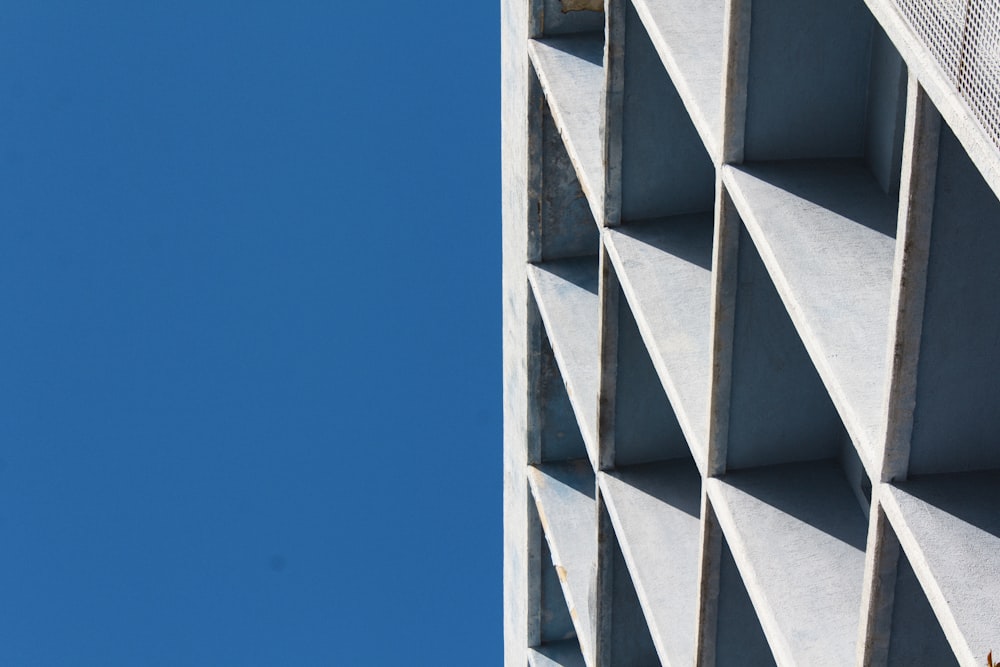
0,2,500,664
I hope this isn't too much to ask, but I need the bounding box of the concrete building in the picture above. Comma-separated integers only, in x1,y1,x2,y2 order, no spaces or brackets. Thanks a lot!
501,0,1000,665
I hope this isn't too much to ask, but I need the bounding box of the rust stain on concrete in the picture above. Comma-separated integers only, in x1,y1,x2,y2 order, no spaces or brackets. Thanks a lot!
560,0,603,12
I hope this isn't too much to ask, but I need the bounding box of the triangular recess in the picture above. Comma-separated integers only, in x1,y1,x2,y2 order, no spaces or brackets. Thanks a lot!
536,319,590,463
529,34,605,224
630,0,724,160
885,543,959,666
529,640,587,667
715,531,775,666
881,471,1000,665
528,461,597,664
599,459,701,666
604,214,713,467
707,460,868,665
724,159,896,472
528,259,600,465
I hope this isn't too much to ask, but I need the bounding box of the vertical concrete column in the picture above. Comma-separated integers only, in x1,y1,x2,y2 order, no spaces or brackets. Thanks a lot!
502,0,540,662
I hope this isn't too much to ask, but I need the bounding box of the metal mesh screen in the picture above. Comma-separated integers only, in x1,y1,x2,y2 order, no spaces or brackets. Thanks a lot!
894,0,1000,147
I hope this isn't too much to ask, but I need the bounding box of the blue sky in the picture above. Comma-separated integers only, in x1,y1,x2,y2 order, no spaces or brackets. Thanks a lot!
0,2,500,664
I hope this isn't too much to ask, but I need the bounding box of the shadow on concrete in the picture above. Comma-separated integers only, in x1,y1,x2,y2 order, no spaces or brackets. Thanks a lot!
722,459,867,550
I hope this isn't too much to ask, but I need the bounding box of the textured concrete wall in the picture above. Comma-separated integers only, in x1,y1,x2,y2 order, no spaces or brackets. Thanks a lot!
504,1,1000,665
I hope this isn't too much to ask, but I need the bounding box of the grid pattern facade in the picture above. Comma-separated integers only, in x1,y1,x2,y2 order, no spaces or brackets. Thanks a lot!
501,0,1000,665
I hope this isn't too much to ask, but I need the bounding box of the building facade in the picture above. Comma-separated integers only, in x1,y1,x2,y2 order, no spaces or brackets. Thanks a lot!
501,0,1000,665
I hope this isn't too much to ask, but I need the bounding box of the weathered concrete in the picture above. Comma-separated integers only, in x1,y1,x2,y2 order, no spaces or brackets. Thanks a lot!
528,461,598,665
630,0,725,162
609,285,687,466
604,216,714,469
742,0,874,161
878,74,940,483
529,259,601,465
882,471,1000,665
908,122,1000,474
722,221,846,471
529,639,588,667
595,491,659,666
502,0,534,662
599,461,701,666
725,160,898,475
504,0,1000,664
529,35,607,227
619,1,715,222
708,461,868,666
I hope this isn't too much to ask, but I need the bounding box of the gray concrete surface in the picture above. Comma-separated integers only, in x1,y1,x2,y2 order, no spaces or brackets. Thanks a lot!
504,0,1000,665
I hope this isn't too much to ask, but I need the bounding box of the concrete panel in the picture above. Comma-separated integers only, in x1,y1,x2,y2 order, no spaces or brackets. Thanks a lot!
743,0,874,161
726,224,844,469
725,160,898,470
630,0,725,161
529,640,587,667
541,0,604,36
605,214,714,468
613,288,688,465
529,258,601,464
864,24,908,196
605,520,659,666
600,461,701,666
540,89,601,261
541,523,577,642
885,549,958,667
529,462,598,664
621,1,714,221
882,471,1000,665
709,461,868,666
909,123,1000,473
715,536,776,666
530,35,607,225
536,317,589,464
842,434,874,517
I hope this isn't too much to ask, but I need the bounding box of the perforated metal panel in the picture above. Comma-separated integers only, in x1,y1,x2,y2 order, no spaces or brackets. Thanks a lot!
894,0,1000,146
